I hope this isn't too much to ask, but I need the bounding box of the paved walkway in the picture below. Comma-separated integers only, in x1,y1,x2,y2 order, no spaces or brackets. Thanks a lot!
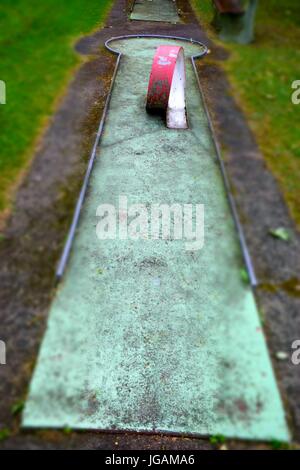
130,0,180,23
23,36,289,441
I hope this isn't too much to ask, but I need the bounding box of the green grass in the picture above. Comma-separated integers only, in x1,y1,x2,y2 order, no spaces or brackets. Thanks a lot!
192,0,300,225
0,0,113,213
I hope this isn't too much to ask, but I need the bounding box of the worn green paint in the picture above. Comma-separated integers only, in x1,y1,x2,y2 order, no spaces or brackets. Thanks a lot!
130,0,180,23
23,38,289,441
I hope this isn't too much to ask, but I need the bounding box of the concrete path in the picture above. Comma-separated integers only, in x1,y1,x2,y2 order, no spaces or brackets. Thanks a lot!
23,37,289,441
130,0,180,23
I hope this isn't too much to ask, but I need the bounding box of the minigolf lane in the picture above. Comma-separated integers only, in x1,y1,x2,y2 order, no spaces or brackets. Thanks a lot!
130,0,180,23
23,37,289,441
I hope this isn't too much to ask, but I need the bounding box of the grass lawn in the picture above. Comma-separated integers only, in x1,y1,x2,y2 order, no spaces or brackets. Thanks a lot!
0,0,113,214
192,0,300,225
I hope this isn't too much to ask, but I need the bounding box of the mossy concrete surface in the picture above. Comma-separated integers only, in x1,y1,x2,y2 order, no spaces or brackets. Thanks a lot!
130,0,180,23
23,37,289,441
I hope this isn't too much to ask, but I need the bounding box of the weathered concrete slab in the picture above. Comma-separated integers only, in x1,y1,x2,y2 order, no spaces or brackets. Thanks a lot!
23,38,289,441
131,0,180,23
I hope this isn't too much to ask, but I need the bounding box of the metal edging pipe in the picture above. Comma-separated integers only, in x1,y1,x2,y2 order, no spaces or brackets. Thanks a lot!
56,53,121,281
191,59,258,287
56,34,257,289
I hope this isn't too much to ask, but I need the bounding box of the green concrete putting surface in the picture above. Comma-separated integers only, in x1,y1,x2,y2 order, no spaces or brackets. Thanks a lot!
23,37,289,441
130,0,180,23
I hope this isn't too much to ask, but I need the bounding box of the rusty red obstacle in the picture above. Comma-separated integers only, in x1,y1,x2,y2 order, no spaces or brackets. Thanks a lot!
146,45,187,129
